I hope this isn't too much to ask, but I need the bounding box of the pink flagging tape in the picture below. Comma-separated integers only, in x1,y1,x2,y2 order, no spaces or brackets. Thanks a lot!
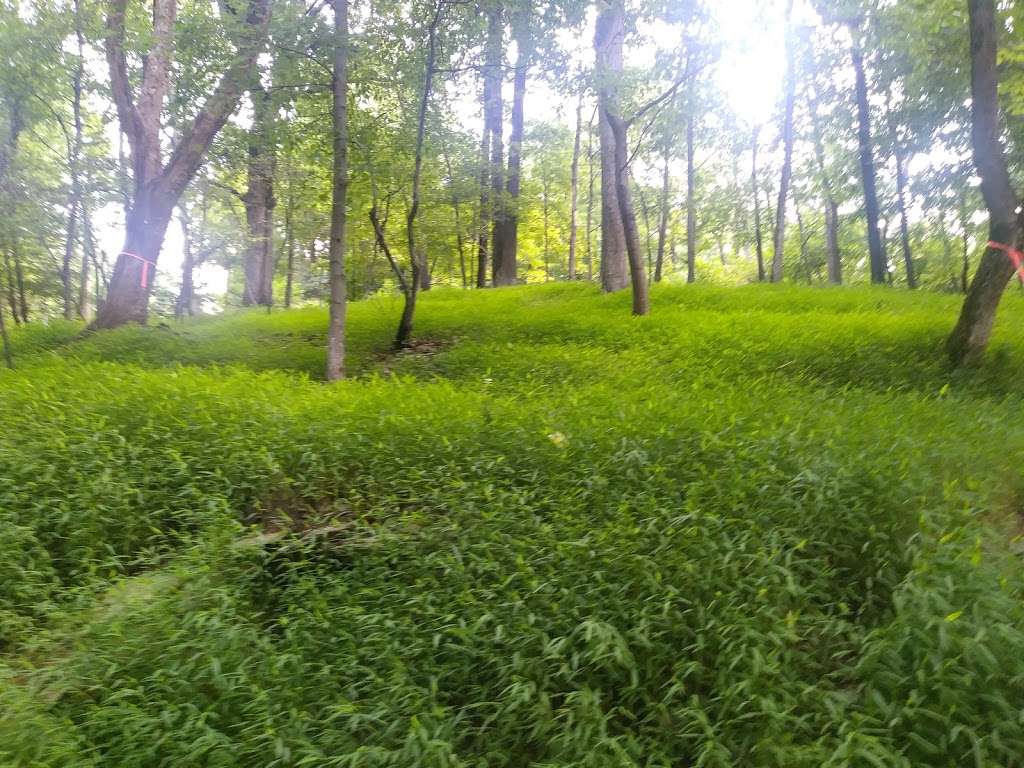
119,251,157,288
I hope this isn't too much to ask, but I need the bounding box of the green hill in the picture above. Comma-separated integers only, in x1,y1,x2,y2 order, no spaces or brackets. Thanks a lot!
3,283,1024,766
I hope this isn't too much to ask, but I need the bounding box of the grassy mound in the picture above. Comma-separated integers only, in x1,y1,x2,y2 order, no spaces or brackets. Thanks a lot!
2,283,1024,766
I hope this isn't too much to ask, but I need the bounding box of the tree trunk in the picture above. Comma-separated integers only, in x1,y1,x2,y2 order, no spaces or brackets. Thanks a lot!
243,82,277,307
396,1,442,347
0,288,11,369
608,111,649,314
284,189,295,307
849,26,887,284
947,0,1022,365
585,110,595,281
594,0,629,293
686,111,696,284
93,0,271,329
771,0,796,283
807,80,841,283
751,126,765,282
63,5,85,321
654,142,669,283
568,90,583,280
484,3,507,286
497,10,528,286
475,98,490,288
441,136,468,288
176,208,194,319
542,178,550,280
326,0,350,380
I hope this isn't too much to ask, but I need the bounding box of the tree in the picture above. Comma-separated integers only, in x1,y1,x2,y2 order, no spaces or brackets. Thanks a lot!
93,0,272,328
770,0,796,283
946,0,1022,365
326,0,350,380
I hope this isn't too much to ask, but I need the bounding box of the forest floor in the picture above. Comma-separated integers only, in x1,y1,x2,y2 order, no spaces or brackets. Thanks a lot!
3,282,1024,766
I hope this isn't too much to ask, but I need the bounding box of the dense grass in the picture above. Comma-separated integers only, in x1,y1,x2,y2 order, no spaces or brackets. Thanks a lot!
2,283,1024,766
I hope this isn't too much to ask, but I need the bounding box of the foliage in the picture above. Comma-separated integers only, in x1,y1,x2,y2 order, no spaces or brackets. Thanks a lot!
3,284,1024,765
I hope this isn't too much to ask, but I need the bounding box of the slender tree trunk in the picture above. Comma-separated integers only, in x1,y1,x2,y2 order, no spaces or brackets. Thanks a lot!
568,90,583,280
475,96,490,288
807,81,841,283
485,2,507,286
636,180,654,280
284,189,295,307
176,208,193,319
947,2,1022,363
594,0,629,293
608,111,649,314
13,237,28,323
2,244,18,325
771,0,796,283
686,112,696,283
751,126,765,282
542,178,550,280
63,4,86,320
654,143,670,283
441,136,468,288
396,2,442,347
849,26,887,284
326,0,350,380
497,11,528,285
0,290,11,369
585,111,595,281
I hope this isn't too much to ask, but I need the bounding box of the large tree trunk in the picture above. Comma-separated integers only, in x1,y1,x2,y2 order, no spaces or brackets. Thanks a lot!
654,142,669,283
568,91,583,280
594,0,629,294
849,26,887,284
484,3,507,286
243,82,276,306
94,0,271,329
751,126,765,282
326,0,350,380
496,10,528,286
771,0,796,283
686,111,696,284
947,0,1021,365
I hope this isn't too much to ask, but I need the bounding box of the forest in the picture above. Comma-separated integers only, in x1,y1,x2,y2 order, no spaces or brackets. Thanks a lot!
2,0,1024,765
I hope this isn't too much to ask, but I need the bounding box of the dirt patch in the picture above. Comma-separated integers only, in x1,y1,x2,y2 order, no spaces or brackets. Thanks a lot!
375,337,452,375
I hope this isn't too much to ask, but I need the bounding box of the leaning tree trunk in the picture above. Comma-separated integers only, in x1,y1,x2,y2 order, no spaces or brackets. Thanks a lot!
608,111,649,315
326,0,350,380
849,26,887,284
593,0,630,294
947,0,1022,365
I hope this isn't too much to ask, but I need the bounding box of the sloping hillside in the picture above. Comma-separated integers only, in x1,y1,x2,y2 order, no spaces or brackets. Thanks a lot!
3,284,1024,767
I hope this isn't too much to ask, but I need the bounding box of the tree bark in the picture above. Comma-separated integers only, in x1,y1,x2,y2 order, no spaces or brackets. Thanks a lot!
849,26,887,284
94,0,271,329
475,86,490,288
243,81,277,306
484,3,507,286
885,92,916,288
326,0,349,380
593,0,629,294
585,110,595,281
568,89,583,280
947,0,1022,365
771,0,796,283
497,9,529,285
686,111,696,284
608,111,649,314
395,2,442,347
63,0,86,320
751,126,765,282
807,80,841,283
654,142,669,283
